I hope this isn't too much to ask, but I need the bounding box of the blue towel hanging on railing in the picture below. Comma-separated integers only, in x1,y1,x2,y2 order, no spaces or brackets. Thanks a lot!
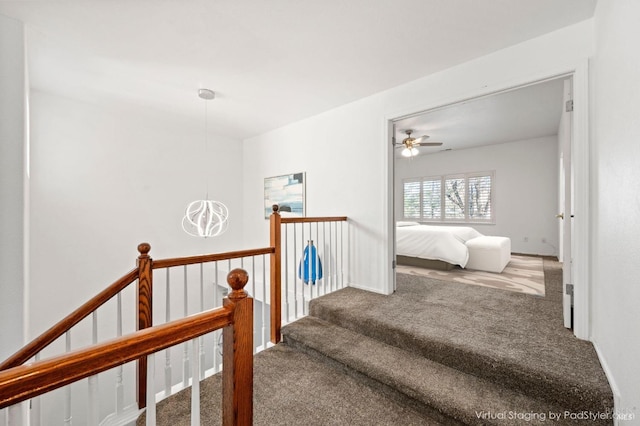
298,240,323,285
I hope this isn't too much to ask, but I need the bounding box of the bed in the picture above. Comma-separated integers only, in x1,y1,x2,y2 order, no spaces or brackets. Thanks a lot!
396,222,483,270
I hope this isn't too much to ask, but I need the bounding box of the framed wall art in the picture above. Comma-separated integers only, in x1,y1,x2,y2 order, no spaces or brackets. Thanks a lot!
264,172,305,219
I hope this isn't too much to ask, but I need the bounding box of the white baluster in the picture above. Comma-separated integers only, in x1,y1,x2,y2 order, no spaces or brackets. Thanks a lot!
341,221,346,288
329,221,334,292
301,223,305,315
115,293,124,414
190,339,200,426
199,264,205,380
87,312,99,425
165,268,172,396
293,223,298,319
7,403,25,426
182,266,189,388
284,224,289,322
213,262,220,373
30,353,42,426
321,222,326,296
145,354,156,426
262,254,267,348
251,257,256,298
64,331,72,425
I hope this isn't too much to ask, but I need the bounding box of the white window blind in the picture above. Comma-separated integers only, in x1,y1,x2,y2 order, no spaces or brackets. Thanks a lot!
402,171,494,223
403,180,421,219
444,177,465,220
468,174,492,220
422,179,441,220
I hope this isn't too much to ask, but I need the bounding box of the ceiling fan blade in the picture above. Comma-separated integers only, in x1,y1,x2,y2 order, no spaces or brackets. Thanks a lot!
412,135,431,143
415,142,443,147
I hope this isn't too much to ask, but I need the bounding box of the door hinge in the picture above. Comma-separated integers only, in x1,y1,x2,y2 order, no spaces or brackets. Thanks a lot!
392,136,396,145
565,283,574,297
565,100,574,112
392,260,396,269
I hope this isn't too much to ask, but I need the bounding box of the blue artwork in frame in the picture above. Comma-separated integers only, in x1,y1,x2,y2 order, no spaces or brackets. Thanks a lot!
264,172,305,219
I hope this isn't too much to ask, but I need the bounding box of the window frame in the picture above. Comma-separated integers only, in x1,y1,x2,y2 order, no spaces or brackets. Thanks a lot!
402,171,495,224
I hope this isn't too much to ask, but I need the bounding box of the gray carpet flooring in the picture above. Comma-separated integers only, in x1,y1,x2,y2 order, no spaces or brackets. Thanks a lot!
137,344,442,425
140,258,613,425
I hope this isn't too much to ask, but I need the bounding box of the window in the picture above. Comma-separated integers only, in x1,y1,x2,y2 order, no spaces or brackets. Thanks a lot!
402,172,494,223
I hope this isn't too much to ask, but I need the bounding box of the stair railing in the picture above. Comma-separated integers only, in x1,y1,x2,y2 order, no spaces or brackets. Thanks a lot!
0,243,271,425
269,205,348,343
0,268,253,425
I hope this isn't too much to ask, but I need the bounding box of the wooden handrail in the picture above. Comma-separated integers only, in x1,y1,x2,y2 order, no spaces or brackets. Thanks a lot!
0,306,233,409
0,268,254,426
280,216,347,224
0,268,139,371
1,243,269,415
153,247,275,269
1,245,275,373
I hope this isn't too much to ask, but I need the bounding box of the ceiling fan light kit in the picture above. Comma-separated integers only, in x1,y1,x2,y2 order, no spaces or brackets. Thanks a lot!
401,147,419,157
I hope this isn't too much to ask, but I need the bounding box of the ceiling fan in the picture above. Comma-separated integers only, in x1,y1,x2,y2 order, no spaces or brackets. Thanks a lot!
394,129,443,157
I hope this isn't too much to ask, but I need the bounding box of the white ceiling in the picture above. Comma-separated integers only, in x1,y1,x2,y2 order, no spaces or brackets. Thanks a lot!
0,0,596,139
394,77,566,157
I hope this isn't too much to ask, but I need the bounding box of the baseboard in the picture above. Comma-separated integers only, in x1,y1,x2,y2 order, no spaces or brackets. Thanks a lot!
346,282,392,295
592,342,623,425
511,252,559,261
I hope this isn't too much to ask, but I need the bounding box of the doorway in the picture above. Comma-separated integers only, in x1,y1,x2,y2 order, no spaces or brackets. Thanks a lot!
389,76,577,332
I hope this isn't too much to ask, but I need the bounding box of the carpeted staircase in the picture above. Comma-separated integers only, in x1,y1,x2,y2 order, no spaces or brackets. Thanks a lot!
141,259,613,425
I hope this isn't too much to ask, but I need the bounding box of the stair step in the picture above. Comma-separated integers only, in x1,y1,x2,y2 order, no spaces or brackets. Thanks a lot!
138,344,449,426
283,316,596,426
308,285,612,414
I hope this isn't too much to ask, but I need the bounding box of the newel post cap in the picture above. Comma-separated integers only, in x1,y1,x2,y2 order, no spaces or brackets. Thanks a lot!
138,242,151,258
227,268,249,300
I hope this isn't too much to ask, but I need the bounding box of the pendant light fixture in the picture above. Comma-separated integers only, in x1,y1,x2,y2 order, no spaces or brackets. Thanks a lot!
181,88,229,238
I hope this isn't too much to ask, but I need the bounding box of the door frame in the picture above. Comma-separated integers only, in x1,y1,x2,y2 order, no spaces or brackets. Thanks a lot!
383,60,590,340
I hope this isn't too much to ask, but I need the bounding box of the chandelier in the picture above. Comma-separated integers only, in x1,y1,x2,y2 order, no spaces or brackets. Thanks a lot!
181,89,229,238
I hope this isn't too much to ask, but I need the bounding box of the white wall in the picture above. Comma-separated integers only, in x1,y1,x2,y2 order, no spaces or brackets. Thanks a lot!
0,14,26,362
395,137,559,256
591,1,640,418
243,20,593,294
28,90,244,338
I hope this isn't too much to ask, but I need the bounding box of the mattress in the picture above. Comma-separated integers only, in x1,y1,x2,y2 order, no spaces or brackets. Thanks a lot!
396,222,482,268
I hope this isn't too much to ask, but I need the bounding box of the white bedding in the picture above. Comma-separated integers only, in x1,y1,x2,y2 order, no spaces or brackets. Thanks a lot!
396,223,483,268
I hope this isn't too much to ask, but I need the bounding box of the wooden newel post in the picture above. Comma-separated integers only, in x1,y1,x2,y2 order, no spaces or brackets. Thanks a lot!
136,242,152,409
269,205,282,344
223,269,254,426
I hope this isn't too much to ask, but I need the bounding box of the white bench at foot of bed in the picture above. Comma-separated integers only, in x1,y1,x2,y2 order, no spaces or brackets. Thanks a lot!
465,236,511,273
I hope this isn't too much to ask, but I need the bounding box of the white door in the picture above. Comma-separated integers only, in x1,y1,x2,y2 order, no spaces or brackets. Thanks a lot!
559,78,573,329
